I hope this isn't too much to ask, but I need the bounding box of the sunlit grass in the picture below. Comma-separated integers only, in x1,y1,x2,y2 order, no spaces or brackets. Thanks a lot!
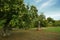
43,27,60,32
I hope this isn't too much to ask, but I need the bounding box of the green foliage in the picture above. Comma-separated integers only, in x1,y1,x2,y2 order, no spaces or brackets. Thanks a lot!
47,17,55,23
47,17,55,27
38,13,47,27
0,0,60,31
53,20,60,26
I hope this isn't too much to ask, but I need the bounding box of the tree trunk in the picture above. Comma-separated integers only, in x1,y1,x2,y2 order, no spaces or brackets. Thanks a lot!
37,21,40,31
2,18,12,36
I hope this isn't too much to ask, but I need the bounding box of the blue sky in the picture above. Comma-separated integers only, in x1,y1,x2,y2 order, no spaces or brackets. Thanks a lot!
24,0,60,20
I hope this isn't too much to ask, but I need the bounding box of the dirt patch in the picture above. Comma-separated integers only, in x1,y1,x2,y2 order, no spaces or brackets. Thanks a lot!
0,30,60,40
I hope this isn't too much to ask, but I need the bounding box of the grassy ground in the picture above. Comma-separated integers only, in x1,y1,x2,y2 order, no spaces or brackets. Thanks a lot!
0,27,60,40
44,27,60,32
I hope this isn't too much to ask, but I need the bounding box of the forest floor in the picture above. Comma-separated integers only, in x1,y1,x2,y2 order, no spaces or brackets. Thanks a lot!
0,27,60,40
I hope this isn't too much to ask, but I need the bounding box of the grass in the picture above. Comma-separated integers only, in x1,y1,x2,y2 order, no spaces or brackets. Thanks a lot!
0,27,60,40
43,27,60,32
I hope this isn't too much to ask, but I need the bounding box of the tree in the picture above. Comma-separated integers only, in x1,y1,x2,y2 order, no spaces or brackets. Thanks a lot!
0,0,25,36
47,17,55,26
38,13,47,27
53,20,60,26
30,5,38,28
0,0,39,36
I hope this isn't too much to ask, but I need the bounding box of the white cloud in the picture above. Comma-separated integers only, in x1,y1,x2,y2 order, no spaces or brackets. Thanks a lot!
46,14,60,18
45,12,60,20
40,0,52,10
35,0,41,3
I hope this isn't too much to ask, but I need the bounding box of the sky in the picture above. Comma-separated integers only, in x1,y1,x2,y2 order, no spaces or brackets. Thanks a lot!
24,0,60,20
